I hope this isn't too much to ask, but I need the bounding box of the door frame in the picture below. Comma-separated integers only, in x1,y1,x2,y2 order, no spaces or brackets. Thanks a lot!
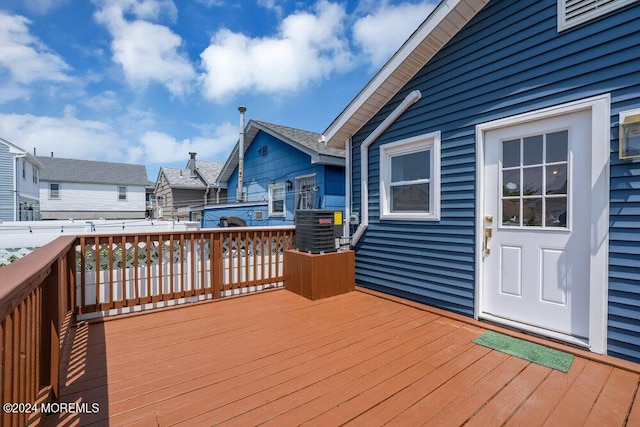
474,94,610,354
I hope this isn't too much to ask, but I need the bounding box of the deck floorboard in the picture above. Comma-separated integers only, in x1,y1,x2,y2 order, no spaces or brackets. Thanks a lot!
45,289,640,426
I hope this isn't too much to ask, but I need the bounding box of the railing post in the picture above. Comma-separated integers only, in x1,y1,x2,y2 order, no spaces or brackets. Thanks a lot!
41,259,60,401
67,242,77,320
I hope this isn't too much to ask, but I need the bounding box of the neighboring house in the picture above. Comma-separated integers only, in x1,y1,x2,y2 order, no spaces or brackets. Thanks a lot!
154,153,224,220
323,0,640,362
37,156,149,220
0,138,42,221
145,181,156,219
201,120,345,227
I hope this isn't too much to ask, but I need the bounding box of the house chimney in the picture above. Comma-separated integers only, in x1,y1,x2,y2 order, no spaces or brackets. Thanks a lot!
237,106,246,202
51,152,53,157
188,152,197,176
33,147,36,155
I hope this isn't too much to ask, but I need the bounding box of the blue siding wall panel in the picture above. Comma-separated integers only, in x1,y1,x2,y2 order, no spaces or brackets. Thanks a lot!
350,0,640,360
205,130,344,227
0,144,15,221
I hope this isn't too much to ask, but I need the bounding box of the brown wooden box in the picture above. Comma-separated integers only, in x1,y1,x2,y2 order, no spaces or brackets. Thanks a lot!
283,249,355,300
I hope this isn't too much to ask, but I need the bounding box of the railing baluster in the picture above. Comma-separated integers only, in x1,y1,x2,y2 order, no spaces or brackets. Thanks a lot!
226,233,232,290
169,234,174,299
108,235,114,309
244,230,250,288
19,301,27,411
179,234,185,298
94,235,100,311
121,235,127,307
146,234,151,303
35,286,41,407
12,308,20,407
190,232,195,297
213,233,222,299
2,315,12,426
252,231,258,286
134,234,140,304
28,293,36,410
158,236,164,302
80,237,86,314
199,232,205,295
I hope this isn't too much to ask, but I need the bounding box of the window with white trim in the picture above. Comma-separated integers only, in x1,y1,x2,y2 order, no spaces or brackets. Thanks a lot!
49,183,60,199
380,132,441,221
268,182,286,217
118,186,127,201
558,0,639,31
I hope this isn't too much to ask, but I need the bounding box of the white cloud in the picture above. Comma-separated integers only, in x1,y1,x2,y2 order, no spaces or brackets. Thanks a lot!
196,0,226,7
83,90,120,110
0,11,72,103
136,121,237,164
94,0,195,96
23,0,70,15
199,0,352,101
0,112,130,162
353,1,435,67
257,0,284,18
0,109,235,169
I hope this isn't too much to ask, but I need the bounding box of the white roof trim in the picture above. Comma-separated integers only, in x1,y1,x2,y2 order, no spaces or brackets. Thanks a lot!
323,0,488,148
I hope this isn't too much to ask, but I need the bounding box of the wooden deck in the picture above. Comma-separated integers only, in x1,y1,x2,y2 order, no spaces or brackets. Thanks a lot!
45,288,640,426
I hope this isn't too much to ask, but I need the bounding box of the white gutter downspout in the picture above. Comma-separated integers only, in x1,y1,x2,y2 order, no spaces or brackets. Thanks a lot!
237,106,246,202
351,89,422,247
344,137,352,239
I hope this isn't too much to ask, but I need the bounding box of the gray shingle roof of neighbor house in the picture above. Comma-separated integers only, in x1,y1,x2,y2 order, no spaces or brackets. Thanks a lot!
216,120,345,185
36,156,149,186
160,160,224,189
253,120,345,158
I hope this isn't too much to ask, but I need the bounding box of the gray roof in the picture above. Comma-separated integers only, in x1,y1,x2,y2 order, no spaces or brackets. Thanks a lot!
159,160,224,189
217,120,345,184
37,156,149,186
253,121,345,158
195,160,224,184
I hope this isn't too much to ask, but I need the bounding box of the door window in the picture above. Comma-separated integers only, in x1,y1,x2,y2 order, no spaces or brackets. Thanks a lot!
501,130,568,228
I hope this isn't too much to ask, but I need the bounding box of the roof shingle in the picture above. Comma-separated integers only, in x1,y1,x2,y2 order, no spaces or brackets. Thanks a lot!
160,160,224,189
37,156,149,186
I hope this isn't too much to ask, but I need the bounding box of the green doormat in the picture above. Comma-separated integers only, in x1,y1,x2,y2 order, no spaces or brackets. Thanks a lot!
473,331,574,372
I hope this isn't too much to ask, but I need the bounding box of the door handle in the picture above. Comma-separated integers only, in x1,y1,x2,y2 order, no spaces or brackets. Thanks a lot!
484,228,492,254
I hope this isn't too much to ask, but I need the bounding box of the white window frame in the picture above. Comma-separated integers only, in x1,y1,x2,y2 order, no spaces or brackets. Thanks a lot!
49,183,60,200
268,182,286,217
118,186,127,201
380,131,441,221
557,0,638,31
32,167,38,184
295,173,317,211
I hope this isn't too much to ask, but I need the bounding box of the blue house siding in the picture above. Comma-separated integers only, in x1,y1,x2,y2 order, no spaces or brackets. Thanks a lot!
350,0,640,359
608,121,640,361
322,166,346,210
0,143,15,222
203,129,345,228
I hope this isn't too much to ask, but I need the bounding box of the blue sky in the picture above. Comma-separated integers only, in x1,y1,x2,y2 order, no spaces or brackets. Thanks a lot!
0,0,436,180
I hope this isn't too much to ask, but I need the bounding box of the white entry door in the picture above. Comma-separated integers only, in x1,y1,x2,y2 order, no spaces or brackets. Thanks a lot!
481,109,592,341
